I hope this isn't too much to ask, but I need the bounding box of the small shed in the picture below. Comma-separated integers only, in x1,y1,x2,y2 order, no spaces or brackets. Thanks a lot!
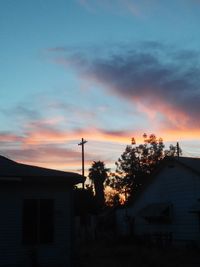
116,157,200,246
0,155,84,267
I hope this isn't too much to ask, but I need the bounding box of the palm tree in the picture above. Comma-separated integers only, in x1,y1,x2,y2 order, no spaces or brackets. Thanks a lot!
88,161,110,208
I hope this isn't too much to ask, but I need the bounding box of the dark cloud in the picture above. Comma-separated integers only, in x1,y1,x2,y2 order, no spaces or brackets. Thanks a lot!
52,43,200,129
102,129,129,137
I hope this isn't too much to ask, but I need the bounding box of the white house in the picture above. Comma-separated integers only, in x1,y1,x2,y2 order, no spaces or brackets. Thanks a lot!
116,157,200,246
0,155,84,267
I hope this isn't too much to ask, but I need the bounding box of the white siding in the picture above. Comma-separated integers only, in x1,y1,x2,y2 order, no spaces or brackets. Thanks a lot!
126,163,200,244
115,209,130,236
0,184,73,267
0,191,20,266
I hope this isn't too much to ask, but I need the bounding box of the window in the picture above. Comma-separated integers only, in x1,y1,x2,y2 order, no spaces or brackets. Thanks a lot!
22,199,54,245
139,203,172,224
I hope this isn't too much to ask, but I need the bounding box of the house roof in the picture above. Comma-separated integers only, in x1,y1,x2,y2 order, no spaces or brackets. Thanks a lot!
127,156,200,207
176,157,200,175
142,156,200,187
189,202,200,213
0,155,84,185
152,156,200,177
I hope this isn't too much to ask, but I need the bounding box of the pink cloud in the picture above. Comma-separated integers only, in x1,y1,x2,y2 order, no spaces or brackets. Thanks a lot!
1,120,200,172
2,145,92,172
0,132,23,143
0,125,133,172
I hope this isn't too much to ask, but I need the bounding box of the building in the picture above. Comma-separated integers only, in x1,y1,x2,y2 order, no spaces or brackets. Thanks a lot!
0,155,84,267
116,157,200,246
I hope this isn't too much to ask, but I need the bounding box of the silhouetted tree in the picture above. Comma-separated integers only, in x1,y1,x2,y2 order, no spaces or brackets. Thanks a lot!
74,186,97,215
106,134,170,203
105,189,121,207
88,161,110,209
165,143,182,157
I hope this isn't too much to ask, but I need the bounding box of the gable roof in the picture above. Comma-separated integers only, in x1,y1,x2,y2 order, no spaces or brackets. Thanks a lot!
0,155,84,185
144,156,200,186
127,156,200,207
176,157,200,175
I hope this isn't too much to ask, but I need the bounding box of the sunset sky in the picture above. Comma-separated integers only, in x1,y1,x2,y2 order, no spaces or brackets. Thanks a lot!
1,0,200,174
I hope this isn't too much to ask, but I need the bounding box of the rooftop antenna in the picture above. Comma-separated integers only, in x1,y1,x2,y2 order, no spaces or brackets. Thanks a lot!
78,138,87,189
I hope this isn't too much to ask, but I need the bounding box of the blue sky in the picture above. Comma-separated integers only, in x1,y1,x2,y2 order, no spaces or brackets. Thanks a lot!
1,0,200,172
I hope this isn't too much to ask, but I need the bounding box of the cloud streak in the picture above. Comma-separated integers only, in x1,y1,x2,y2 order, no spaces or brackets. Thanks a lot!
2,42,200,170
77,0,157,16
49,43,200,132
77,0,200,17
0,124,134,170
1,118,199,171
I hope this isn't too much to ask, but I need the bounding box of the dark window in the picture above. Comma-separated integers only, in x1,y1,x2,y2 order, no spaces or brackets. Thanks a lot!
23,199,54,245
146,207,172,224
40,199,54,243
23,199,38,245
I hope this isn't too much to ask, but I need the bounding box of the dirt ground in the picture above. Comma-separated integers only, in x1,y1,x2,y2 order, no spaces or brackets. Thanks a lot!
75,238,200,267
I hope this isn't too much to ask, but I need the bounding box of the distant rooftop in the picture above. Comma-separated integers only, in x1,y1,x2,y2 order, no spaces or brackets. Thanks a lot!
0,155,84,185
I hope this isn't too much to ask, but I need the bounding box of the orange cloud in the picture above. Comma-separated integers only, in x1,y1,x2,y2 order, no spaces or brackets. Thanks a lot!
1,113,199,174
0,133,23,142
133,95,191,130
160,129,200,142
19,118,132,146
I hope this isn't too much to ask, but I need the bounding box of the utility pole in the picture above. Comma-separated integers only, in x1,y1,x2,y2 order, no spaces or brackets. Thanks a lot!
78,138,87,189
177,142,180,158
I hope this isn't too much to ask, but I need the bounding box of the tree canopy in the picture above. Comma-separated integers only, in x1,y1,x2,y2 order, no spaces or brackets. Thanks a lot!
106,134,181,203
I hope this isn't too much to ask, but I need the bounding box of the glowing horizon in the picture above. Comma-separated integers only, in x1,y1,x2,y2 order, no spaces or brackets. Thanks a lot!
1,0,200,174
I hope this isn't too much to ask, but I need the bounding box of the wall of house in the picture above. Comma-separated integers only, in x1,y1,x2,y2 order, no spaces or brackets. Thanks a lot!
118,163,200,245
115,208,131,237
0,183,73,267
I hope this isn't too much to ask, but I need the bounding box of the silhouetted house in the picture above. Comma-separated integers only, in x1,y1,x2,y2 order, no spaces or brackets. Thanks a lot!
0,155,83,267
116,157,200,246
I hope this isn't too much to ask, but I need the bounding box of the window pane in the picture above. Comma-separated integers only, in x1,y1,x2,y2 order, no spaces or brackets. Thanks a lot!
39,199,54,243
23,199,38,245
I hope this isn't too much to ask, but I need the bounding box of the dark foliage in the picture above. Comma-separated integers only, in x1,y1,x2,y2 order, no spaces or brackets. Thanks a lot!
88,161,110,209
106,134,181,203
74,186,98,215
